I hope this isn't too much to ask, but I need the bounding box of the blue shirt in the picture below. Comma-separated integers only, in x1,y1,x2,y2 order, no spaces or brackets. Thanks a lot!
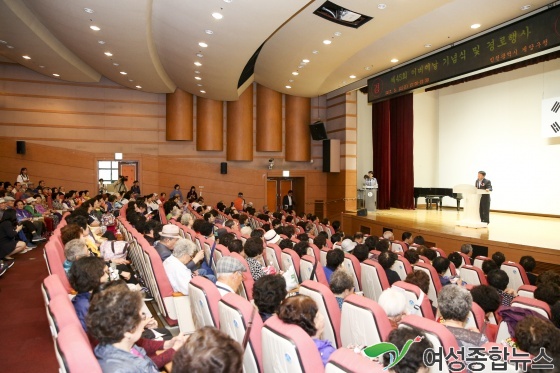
72,292,91,331
324,266,334,284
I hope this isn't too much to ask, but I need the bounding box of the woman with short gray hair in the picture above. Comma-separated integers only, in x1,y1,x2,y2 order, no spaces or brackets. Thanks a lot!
437,285,488,348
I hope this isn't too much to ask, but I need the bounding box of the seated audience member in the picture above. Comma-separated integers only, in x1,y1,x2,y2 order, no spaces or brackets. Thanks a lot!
515,317,560,356
404,249,420,265
329,270,354,309
282,225,295,239
263,227,281,246
340,238,356,253
382,327,433,373
375,239,390,254
401,231,413,249
447,252,463,275
432,257,452,286
492,251,506,268
331,220,341,234
470,285,501,321
293,241,309,258
0,209,28,259
88,286,185,372
227,239,243,255
252,275,287,322
364,235,378,251
244,237,266,281
217,232,235,249
330,233,343,249
352,244,369,262
154,224,181,261
215,256,246,297
278,295,335,366
382,230,394,241
481,259,498,275
68,256,109,331
180,212,193,228
250,229,264,239
552,301,560,329
487,269,516,306
313,234,327,250
519,256,538,285
172,326,243,373
536,270,560,287
278,238,293,251
378,288,407,329
405,270,436,315
378,251,400,285
412,235,425,246
423,248,437,263
163,239,204,295
534,282,560,307
63,239,89,274
199,221,215,242
324,249,345,283
460,243,473,258
240,225,252,237
296,233,309,243
353,232,364,244
437,285,488,348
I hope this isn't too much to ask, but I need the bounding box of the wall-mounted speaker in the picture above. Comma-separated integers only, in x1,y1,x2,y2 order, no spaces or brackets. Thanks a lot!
220,162,228,174
309,121,328,141
16,141,26,155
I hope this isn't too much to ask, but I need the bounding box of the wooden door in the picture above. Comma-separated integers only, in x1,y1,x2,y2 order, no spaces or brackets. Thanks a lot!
119,162,137,191
267,180,277,212
279,180,292,211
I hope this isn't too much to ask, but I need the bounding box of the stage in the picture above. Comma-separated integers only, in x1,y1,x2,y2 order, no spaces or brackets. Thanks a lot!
342,208,560,267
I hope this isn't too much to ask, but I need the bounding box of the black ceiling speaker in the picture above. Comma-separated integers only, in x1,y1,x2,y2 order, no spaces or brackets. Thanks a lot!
309,121,328,141
16,141,26,155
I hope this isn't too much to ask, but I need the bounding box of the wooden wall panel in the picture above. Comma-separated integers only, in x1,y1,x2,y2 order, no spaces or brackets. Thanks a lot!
227,85,253,161
166,88,193,141
196,97,223,151
285,95,310,162
256,84,282,152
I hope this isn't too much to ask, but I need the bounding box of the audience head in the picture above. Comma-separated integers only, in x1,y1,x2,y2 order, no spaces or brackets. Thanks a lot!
278,295,321,338
172,239,198,263
329,270,354,297
378,288,407,327
68,256,108,293
216,257,246,292
253,275,287,316
199,221,214,237
383,327,432,373
227,239,243,254
326,249,345,270
447,252,463,269
313,235,326,250
382,231,394,240
159,224,181,248
534,283,560,306
536,270,560,287
364,235,378,250
487,269,509,291
353,232,364,243
401,231,412,243
64,239,88,262
330,233,342,245
331,220,341,232
423,249,437,262
470,285,501,314
432,257,450,275
413,236,425,245
278,238,293,251
405,270,430,295
378,251,397,270
218,232,236,248
250,229,265,239
460,243,473,255
61,224,84,245
482,259,498,275
244,237,264,259
352,244,369,262
293,241,309,258
341,238,356,253
515,317,560,357
296,233,309,243
492,252,506,267
376,239,390,253
404,250,420,265
519,255,536,273
438,285,472,323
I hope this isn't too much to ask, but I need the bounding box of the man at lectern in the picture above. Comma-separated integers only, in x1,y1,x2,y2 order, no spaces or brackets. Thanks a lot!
365,171,378,188
476,171,492,224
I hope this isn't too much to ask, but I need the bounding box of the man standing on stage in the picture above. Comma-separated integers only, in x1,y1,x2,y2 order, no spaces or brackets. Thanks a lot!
476,171,492,224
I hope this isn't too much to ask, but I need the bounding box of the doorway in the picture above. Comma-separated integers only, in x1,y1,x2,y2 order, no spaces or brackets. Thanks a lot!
267,177,305,213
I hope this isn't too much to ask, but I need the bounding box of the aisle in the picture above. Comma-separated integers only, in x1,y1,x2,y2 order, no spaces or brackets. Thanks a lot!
0,244,59,372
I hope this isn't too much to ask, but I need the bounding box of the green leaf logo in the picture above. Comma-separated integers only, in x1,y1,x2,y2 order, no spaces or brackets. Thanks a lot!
363,336,424,370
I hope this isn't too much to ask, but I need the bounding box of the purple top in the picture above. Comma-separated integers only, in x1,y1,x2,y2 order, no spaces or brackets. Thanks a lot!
15,208,33,222
313,338,336,366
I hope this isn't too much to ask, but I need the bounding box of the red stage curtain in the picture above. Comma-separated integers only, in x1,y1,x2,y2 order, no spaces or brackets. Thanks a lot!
372,93,414,209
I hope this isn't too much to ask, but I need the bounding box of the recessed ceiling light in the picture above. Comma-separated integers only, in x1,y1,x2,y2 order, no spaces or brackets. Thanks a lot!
312,50,319,54
7,45,14,49
128,79,133,82
378,4,387,9
196,53,203,58
298,65,303,69
205,30,214,35
212,12,223,20
521,5,531,10
323,39,332,45
195,76,202,80
98,40,105,44
135,85,142,89
334,32,342,37
289,79,294,82
39,65,44,68
22,55,31,60
0,40,7,44
120,71,127,75
223,0,233,3
292,72,299,75
471,23,481,29
84,8,94,13
194,61,202,66
285,85,291,89
391,58,398,63
52,73,60,77
197,84,203,86
198,42,208,48
365,66,372,70
349,75,356,79
424,44,432,48
90,25,101,31
104,52,113,56
113,63,119,66
200,90,206,93
302,59,310,63
194,71,201,74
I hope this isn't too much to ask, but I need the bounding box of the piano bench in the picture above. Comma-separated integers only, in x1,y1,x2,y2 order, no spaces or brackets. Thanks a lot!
425,196,441,210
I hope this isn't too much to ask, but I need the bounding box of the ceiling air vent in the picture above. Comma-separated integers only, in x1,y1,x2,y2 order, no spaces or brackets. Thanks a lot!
313,1,372,29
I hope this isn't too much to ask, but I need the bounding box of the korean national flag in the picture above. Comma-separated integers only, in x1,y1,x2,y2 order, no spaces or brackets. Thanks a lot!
542,97,560,138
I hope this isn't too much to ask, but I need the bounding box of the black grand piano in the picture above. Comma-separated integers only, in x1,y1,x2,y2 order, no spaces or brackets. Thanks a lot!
413,187,463,211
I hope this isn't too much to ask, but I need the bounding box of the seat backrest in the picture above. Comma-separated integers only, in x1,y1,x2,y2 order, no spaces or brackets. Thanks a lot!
391,281,434,320
460,265,488,286
340,294,392,347
43,274,69,305
399,315,463,373
413,262,442,307
159,205,167,224
261,316,324,373
265,243,282,272
418,255,430,263
229,252,254,301
511,296,551,319
281,248,301,278
517,284,536,298
307,243,321,259
298,280,341,348
391,241,406,253
456,252,471,267
44,243,73,293
325,348,385,373
431,247,447,258
342,254,362,291
48,294,83,337
299,255,328,286
473,255,490,269
360,259,389,302
391,256,412,281
495,320,511,342
214,244,230,265
219,293,263,373
500,262,529,291
470,302,486,331
319,247,331,267
56,324,102,373
188,275,221,328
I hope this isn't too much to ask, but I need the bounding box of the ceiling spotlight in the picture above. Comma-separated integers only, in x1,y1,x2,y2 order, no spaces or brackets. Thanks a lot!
212,12,223,20
323,39,332,45
53,73,60,77
223,0,233,3
120,71,127,75
98,40,106,44
205,29,214,35
104,52,113,56
113,62,119,66
90,25,101,31
22,55,31,60
194,70,200,74
197,84,203,86
471,23,481,29
195,76,202,80
84,8,94,13
302,59,310,63
312,50,319,54
194,61,202,66
424,44,432,48
289,79,294,82
200,90,206,93
7,45,14,49
292,71,299,75
0,40,7,44
285,85,292,89
365,66,372,70
39,65,45,68
378,4,387,9
198,42,208,48
298,65,303,69
349,75,356,79
390,58,398,63
128,79,133,82
196,53,204,58
334,32,342,37
135,85,142,89
521,5,531,10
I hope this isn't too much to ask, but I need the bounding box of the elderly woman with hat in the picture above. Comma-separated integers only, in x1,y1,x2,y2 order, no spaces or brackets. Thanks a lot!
154,224,181,261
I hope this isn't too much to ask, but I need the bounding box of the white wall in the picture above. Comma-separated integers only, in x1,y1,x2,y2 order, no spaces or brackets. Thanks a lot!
413,90,439,187
356,91,373,185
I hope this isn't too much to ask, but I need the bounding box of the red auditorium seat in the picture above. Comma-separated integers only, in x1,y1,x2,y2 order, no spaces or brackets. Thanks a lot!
517,284,536,298
188,275,221,328
360,259,390,302
325,348,385,372
412,262,442,308
299,255,329,286
460,265,488,286
473,255,491,269
511,296,551,319
265,242,283,273
42,274,69,306
229,252,255,301
392,255,413,281
280,248,301,278
456,252,472,266
391,281,434,320
500,261,529,291
340,294,392,347
55,324,102,373
342,254,362,291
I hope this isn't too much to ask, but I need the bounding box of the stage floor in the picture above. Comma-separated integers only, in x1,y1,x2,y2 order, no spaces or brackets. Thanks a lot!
344,208,559,252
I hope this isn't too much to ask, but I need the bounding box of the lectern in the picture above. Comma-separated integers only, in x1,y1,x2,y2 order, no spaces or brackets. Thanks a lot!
363,187,377,212
453,184,489,228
